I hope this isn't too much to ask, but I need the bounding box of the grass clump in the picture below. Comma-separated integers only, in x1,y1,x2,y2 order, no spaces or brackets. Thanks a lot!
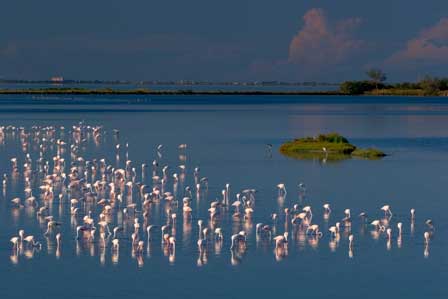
351,148,386,159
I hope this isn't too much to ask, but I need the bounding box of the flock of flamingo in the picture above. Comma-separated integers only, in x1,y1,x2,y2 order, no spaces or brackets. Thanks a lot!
1,124,435,267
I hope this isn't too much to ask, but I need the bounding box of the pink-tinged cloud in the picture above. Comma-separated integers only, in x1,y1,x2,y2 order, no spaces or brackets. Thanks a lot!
288,8,363,69
387,18,448,65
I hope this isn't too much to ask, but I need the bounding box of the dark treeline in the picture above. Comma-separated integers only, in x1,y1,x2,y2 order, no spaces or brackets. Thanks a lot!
341,72,448,96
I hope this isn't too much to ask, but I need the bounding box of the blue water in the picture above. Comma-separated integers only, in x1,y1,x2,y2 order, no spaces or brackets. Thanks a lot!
0,95,446,299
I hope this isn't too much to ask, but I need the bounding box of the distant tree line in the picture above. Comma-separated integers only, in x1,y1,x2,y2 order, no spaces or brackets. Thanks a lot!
341,69,448,96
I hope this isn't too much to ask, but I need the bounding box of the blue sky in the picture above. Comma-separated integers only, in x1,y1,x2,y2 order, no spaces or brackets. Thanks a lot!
1,0,448,82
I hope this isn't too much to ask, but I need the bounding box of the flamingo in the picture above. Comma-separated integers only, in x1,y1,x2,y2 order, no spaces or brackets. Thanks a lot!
157,225,168,243
18,230,25,245
371,220,385,231
271,213,278,224
397,222,403,238
197,229,207,251
302,206,312,218
112,239,119,251
10,237,20,251
359,212,368,222
424,232,430,245
231,201,241,217
307,224,323,236
381,205,393,217
329,226,339,238
277,183,287,195
113,226,123,239
230,233,246,250
273,232,289,249
214,228,223,240
256,223,272,238
24,236,41,249
146,225,156,241
169,236,176,252
348,234,354,249
244,207,254,220
386,228,392,241
56,233,62,248
342,209,351,222
425,219,435,231
11,197,23,208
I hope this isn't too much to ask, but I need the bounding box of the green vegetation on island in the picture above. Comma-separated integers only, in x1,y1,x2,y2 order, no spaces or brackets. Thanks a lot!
280,133,386,161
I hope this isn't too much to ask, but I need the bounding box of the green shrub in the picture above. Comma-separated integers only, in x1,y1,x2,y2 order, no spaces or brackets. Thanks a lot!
340,81,379,95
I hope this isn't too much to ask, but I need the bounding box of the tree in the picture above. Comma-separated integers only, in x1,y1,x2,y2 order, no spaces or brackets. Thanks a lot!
340,81,376,95
366,69,387,90
419,76,441,96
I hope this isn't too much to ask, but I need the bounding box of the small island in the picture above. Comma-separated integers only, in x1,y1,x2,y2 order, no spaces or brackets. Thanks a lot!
280,133,386,160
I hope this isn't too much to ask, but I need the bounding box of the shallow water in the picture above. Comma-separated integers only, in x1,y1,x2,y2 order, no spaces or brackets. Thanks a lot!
0,95,447,299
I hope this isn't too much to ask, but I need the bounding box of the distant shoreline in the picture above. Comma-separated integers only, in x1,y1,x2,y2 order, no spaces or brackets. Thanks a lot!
0,88,446,97
0,88,342,96
0,88,430,96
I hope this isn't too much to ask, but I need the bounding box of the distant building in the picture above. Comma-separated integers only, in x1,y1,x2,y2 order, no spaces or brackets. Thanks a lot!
51,76,64,83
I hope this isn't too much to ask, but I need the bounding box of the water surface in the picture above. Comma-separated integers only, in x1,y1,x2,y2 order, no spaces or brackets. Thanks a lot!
0,95,446,299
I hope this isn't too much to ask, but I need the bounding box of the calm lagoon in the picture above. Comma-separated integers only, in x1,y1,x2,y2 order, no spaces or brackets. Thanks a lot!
0,95,446,299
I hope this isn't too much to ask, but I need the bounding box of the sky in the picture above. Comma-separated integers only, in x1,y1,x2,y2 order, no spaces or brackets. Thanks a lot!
1,0,448,82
